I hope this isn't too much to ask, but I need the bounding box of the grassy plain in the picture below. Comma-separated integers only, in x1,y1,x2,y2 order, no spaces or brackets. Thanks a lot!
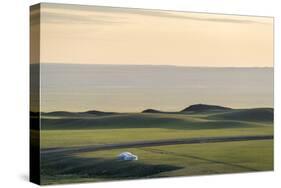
39,107,273,185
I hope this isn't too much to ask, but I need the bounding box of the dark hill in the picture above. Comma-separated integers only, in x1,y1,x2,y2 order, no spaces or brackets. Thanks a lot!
181,104,232,113
43,110,116,117
142,109,163,113
83,110,116,115
43,111,76,116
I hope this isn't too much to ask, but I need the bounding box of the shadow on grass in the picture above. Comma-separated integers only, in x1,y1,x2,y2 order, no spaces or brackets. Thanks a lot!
41,152,182,185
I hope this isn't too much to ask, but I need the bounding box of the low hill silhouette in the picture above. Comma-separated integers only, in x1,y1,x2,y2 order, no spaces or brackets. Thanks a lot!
142,109,164,113
83,110,116,115
43,111,75,116
181,104,232,113
42,110,116,117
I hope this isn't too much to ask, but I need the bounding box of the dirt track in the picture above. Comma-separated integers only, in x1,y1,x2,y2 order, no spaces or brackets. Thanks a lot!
41,135,273,155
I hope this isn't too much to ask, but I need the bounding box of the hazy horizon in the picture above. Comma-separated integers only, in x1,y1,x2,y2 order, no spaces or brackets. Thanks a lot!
34,64,273,112
35,62,274,68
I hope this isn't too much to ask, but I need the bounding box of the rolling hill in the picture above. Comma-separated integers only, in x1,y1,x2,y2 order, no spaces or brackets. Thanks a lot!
181,104,232,113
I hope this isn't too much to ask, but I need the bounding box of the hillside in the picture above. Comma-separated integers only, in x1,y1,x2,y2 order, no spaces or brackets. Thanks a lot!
142,109,164,113
209,108,273,122
181,104,232,113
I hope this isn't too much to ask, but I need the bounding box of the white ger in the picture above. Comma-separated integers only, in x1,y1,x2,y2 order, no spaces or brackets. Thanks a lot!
117,152,138,161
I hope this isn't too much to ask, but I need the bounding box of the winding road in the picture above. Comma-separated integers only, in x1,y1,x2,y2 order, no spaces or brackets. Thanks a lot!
41,135,273,155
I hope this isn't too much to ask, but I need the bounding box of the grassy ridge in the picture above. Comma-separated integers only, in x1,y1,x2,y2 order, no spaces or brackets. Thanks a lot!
41,107,273,130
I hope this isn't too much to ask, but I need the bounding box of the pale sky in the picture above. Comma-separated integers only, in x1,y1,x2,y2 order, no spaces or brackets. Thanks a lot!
35,3,273,67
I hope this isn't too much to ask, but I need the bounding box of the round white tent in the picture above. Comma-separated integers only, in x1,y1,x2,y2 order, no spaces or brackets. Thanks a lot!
117,152,138,161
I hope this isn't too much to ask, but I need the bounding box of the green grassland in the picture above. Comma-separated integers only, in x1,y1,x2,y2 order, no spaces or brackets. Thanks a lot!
39,106,273,185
